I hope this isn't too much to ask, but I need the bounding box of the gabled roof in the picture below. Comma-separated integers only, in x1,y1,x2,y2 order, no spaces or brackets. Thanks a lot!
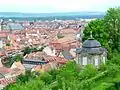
62,50,74,59
7,23,24,30
0,67,13,75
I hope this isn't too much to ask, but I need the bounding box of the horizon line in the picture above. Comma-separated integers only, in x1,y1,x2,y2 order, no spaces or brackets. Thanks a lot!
0,11,106,14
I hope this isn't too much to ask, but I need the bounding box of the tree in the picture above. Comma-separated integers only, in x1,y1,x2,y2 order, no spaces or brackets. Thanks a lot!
23,46,45,56
16,70,37,84
40,72,52,84
12,54,24,63
4,54,23,68
23,47,32,56
78,65,98,80
104,7,120,52
5,56,14,68
58,61,80,80
83,19,110,51
83,7,120,53
6,43,11,46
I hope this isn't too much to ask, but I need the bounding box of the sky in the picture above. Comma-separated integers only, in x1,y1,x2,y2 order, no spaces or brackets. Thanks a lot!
0,0,120,13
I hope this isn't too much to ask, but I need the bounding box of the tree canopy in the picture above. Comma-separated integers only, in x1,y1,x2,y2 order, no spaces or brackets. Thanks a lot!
83,7,120,53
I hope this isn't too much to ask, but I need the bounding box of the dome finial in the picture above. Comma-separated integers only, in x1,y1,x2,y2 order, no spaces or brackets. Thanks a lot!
90,31,93,38
89,31,94,40
88,31,94,40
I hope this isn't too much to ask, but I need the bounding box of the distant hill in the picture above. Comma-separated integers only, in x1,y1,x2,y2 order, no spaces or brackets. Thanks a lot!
0,12,105,17
0,12,105,21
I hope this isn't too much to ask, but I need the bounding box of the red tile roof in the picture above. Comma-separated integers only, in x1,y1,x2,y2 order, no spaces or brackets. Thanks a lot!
0,67,13,74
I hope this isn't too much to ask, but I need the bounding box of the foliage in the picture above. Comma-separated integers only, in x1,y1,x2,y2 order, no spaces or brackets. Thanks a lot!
83,7,120,53
58,61,79,80
6,43,11,46
40,72,52,84
92,82,115,90
83,19,110,51
23,46,45,56
78,65,98,80
16,70,37,84
107,52,120,65
48,69,59,81
23,47,32,56
5,56,14,68
5,54,23,67
12,54,23,63
104,7,120,52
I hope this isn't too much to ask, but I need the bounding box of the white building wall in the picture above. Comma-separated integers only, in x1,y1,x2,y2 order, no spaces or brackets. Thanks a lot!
43,47,56,56
0,40,3,49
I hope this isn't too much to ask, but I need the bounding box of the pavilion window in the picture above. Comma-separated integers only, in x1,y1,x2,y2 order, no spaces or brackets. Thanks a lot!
94,56,99,66
90,56,94,65
103,57,106,64
82,57,87,65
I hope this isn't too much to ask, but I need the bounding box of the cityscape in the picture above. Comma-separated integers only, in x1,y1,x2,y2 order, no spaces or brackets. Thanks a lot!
0,0,120,90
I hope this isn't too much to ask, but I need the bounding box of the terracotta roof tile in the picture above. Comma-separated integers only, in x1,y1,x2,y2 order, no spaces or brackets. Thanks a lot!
0,67,13,74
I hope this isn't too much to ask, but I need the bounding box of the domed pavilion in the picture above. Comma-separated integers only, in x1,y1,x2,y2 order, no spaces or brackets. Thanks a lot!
76,32,107,66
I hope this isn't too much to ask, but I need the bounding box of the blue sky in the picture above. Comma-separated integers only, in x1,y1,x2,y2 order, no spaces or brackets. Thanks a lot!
0,0,120,13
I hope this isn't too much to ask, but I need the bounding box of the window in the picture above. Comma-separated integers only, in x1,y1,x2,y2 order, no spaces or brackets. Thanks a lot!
94,56,99,66
83,57,87,65
103,57,106,64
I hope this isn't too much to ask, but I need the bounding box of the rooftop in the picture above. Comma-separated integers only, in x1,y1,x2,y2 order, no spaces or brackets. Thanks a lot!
82,38,101,48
